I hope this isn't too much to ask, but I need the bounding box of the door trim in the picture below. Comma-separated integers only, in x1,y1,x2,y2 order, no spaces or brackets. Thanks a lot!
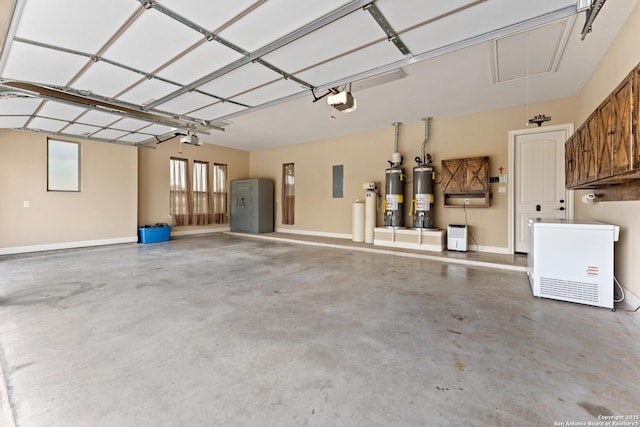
507,123,575,254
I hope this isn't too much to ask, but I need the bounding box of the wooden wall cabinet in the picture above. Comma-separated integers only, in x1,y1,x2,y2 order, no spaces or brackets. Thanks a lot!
441,156,490,207
565,133,579,188
565,62,640,198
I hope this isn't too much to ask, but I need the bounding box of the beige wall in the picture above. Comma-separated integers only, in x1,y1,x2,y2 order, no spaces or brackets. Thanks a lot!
574,2,640,300
250,97,578,250
138,137,249,232
0,130,138,251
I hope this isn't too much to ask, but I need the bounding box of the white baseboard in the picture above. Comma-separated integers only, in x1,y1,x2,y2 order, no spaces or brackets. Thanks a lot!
171,227,230,237
275,228,351,240
0,236,137,255
620,287,640,310
475,245,512,255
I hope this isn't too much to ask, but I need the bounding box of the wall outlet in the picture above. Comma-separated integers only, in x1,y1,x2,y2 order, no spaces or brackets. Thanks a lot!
23,200,30,208
464,199,470,205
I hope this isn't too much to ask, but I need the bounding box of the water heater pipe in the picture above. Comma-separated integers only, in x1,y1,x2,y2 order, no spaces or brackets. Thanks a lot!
421,117,432,164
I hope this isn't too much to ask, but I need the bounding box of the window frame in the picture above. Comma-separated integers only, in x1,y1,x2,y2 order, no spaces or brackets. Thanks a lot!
282,163,295,225
213,163,228,224
47,138,80,192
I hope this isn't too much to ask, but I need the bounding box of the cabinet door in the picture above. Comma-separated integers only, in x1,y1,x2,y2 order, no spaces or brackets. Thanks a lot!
230,181,253,232
597,96,614,179
565,133,579,188
634,64,640,171
612,75,632,175
465,157,489,193
441,159,466,194
578,113,598,184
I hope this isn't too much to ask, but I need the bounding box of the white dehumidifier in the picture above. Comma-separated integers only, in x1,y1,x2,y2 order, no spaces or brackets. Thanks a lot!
448,224,467,251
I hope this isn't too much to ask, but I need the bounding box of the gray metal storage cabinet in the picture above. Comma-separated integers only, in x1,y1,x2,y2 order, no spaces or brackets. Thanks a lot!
230,179,274,233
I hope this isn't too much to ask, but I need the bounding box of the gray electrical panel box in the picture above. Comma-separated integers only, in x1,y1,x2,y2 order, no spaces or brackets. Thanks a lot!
230,179,274,233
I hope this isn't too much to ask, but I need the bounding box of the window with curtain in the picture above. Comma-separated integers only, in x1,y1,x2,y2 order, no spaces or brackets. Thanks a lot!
170,157,190,226
282,163,295,225
192,160,212,225
213,163,228,224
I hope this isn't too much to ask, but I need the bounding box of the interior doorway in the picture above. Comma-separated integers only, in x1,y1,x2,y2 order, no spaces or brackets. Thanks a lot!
508,124,574,254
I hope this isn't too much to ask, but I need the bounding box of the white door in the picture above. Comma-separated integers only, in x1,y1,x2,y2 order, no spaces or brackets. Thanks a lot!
514,127,570,253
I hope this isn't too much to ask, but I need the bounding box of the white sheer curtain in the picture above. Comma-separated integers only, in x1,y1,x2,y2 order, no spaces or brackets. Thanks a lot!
213,163,228,224
282,163,295,225
192,161,212,225
170,158,190,226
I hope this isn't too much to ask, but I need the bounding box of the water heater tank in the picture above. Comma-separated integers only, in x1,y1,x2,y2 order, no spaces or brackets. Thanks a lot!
384,167,404,227
412,166,435,229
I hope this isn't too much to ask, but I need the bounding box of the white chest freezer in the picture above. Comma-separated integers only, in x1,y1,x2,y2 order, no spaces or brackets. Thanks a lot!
527,219,619,309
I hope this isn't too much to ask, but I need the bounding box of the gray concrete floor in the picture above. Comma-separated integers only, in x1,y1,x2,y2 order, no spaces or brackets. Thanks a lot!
0,234,639,427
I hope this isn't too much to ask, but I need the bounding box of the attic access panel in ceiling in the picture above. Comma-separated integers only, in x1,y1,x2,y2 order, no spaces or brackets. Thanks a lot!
491,18,574,83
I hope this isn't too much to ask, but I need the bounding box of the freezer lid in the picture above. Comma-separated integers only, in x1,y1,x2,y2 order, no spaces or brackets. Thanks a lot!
528,218,620,241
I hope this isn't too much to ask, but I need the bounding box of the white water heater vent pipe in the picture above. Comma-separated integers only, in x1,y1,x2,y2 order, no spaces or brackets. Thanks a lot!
420,117,433,165
391,122,402,166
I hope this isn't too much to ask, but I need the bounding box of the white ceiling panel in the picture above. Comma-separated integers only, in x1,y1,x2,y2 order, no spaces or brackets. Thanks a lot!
296,41,406,87
375,0,481,32
28,116,67,132
198,63,281,99
218,0,352,52
118,133,154,144
117,133,154,144
156,42,243,85
401,0,575,56
0,115,29,128
102,8,203,74
14,0,140,53
263,9,386,73
91,128,130,140
63,123,102,136
76,110,122,127
37,101,86,121
138,123,176,136
0,97,41,115
158,0,257,32
116,79,181,107
232,79,307,106
155,91,216,115
71,62,145,98
1,41,89,86
190,102,247,120
110,117,151,132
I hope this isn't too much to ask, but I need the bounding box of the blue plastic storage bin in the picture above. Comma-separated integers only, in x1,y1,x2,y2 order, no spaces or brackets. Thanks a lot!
138,226,171,243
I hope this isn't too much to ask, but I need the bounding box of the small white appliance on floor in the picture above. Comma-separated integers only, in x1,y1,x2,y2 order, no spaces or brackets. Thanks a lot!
447,224,467,252
527,219,619,309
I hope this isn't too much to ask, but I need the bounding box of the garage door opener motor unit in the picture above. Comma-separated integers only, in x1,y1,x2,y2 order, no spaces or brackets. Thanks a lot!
448,224,467,251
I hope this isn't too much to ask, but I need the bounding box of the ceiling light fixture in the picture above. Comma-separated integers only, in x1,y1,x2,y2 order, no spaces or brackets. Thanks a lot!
327,83,357,113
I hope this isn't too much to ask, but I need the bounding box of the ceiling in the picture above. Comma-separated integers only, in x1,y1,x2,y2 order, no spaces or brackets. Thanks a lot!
0,0,636,151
